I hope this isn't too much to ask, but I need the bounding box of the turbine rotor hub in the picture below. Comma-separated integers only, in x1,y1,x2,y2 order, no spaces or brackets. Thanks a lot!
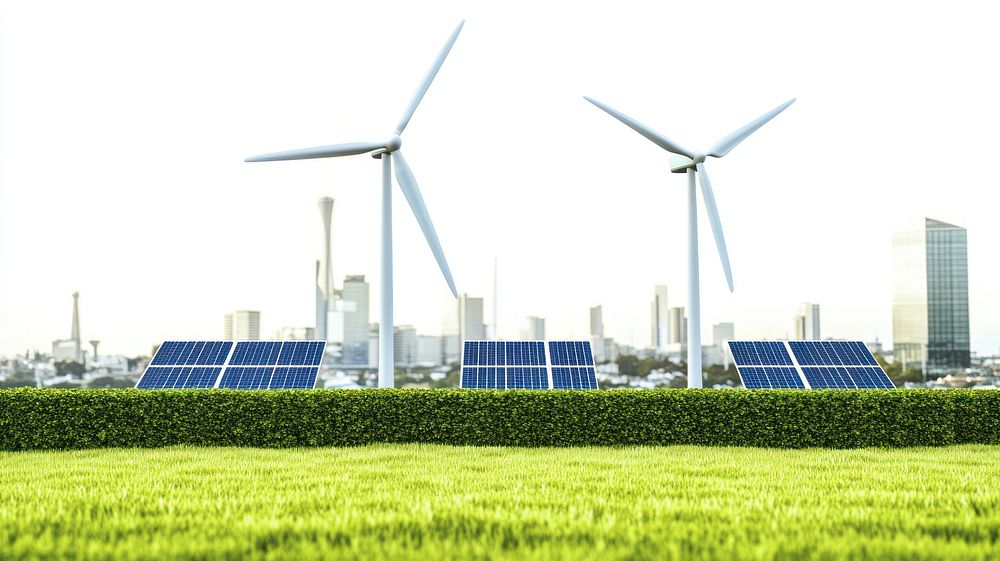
385,134,402,153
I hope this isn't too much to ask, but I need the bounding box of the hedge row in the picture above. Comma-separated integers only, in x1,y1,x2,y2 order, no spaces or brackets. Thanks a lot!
1,388,999,450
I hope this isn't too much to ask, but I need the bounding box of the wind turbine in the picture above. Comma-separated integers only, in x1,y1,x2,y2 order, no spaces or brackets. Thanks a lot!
584,96,794,388
246,21,465,389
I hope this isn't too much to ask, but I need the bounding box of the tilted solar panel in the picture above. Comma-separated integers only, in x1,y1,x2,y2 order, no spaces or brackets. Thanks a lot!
137,341,325,389
728,340,894,390
460,341,598,389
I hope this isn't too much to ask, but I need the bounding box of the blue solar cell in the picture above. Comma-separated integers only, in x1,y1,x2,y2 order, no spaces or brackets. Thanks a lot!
276,341,325,365
183,367,221,388
219,366,274,389
461,367,477,388
790,341,877,366
137,367,170,388
506,367,548,389
150,341,232,367
269,367,318,389
229,342,282,365
738,366,804,389
552,367,597,389
727,342,792,366
801,367,853,389
548,341,595,366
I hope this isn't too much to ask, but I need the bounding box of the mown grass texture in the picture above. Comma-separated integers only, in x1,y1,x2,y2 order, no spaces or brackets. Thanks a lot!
1,445,999,560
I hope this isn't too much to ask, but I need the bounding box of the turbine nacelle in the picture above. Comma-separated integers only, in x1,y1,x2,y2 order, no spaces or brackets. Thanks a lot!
669,154,706,173
372,134,403,159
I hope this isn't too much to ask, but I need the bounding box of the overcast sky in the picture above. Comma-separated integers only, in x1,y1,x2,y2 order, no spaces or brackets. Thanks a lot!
2,0,998,358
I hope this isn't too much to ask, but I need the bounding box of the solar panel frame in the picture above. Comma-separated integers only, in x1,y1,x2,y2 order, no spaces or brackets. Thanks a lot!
729,340,894,390
138,340,324,390
459,341,597,389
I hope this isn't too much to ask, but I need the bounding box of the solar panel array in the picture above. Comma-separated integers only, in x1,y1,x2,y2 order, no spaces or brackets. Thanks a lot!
727,340,894,390
460,341,598,390
137,341,325,390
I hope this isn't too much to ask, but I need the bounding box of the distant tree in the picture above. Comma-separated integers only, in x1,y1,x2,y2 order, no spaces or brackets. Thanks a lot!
874,354,923,385
55,360,85,377
0,371,37,388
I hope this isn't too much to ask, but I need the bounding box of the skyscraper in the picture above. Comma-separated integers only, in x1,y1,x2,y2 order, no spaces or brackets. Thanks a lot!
893,218,970,372
224,311,261,340
523,316,546,340
394,325,418,366
341,275,370,365
457,294,485,348
792,303,821,340
651,285,669,350
668,307,687,345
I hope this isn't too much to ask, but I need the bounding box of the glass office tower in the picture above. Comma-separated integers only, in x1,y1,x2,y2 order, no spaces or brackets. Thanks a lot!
892,218,970,373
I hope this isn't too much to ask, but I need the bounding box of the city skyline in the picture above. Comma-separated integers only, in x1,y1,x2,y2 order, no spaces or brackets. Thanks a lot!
3,1,1000,358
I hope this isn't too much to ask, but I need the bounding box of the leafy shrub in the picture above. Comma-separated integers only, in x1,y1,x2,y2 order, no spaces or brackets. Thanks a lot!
0,388,996,450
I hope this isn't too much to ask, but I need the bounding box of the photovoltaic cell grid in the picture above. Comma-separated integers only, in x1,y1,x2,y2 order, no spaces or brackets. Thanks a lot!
727,340,894,390
137,341,325,389
788,341,878,366
552,367,598,389
548,341,594,366
727,341,793,366
136,367,221,389
460,341,598,389
737,367,804,389
149,341,232,366
462,341,547,366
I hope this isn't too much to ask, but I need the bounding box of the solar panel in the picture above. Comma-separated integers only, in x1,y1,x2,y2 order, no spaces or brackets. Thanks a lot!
460,340,598,389
728,340,894,390
137,341,325,389
136,367,222,389
737,367,805,389
552,367,598,389
149,341,232,366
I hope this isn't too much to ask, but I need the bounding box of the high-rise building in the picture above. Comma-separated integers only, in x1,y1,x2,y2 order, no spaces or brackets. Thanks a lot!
651,285,669,350
341,275,370,365
523,316,546,340
458,294,485,348
712,322,734,346
792,303,821,340
668,307,687,345
394,325,418,366
712,322,735,369
275,326,316,341
893,218,970,372
416,335,444,366
225,310,261,340
590,305,605,362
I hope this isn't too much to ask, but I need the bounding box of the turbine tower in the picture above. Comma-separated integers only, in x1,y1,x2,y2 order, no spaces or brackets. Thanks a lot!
247,21,464,388
317,197,335,341
584,96,794,387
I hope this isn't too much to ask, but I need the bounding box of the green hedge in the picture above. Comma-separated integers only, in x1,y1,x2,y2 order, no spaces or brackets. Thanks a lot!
1,388,998,450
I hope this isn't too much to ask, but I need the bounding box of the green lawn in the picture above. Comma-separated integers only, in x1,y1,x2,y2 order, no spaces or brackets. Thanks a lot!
1,445,998,560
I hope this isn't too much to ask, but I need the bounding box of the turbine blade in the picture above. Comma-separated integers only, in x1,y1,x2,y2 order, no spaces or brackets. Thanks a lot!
394,20,465,135
697,163,734,292
583,96,694,158
706,98,796,158
392,150,458,298
245,141,386,162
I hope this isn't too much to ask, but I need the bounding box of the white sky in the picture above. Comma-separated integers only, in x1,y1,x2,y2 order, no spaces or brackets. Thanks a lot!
2,0,999,358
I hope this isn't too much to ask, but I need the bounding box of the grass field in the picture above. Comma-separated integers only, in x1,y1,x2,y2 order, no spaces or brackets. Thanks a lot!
1,445,998,560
